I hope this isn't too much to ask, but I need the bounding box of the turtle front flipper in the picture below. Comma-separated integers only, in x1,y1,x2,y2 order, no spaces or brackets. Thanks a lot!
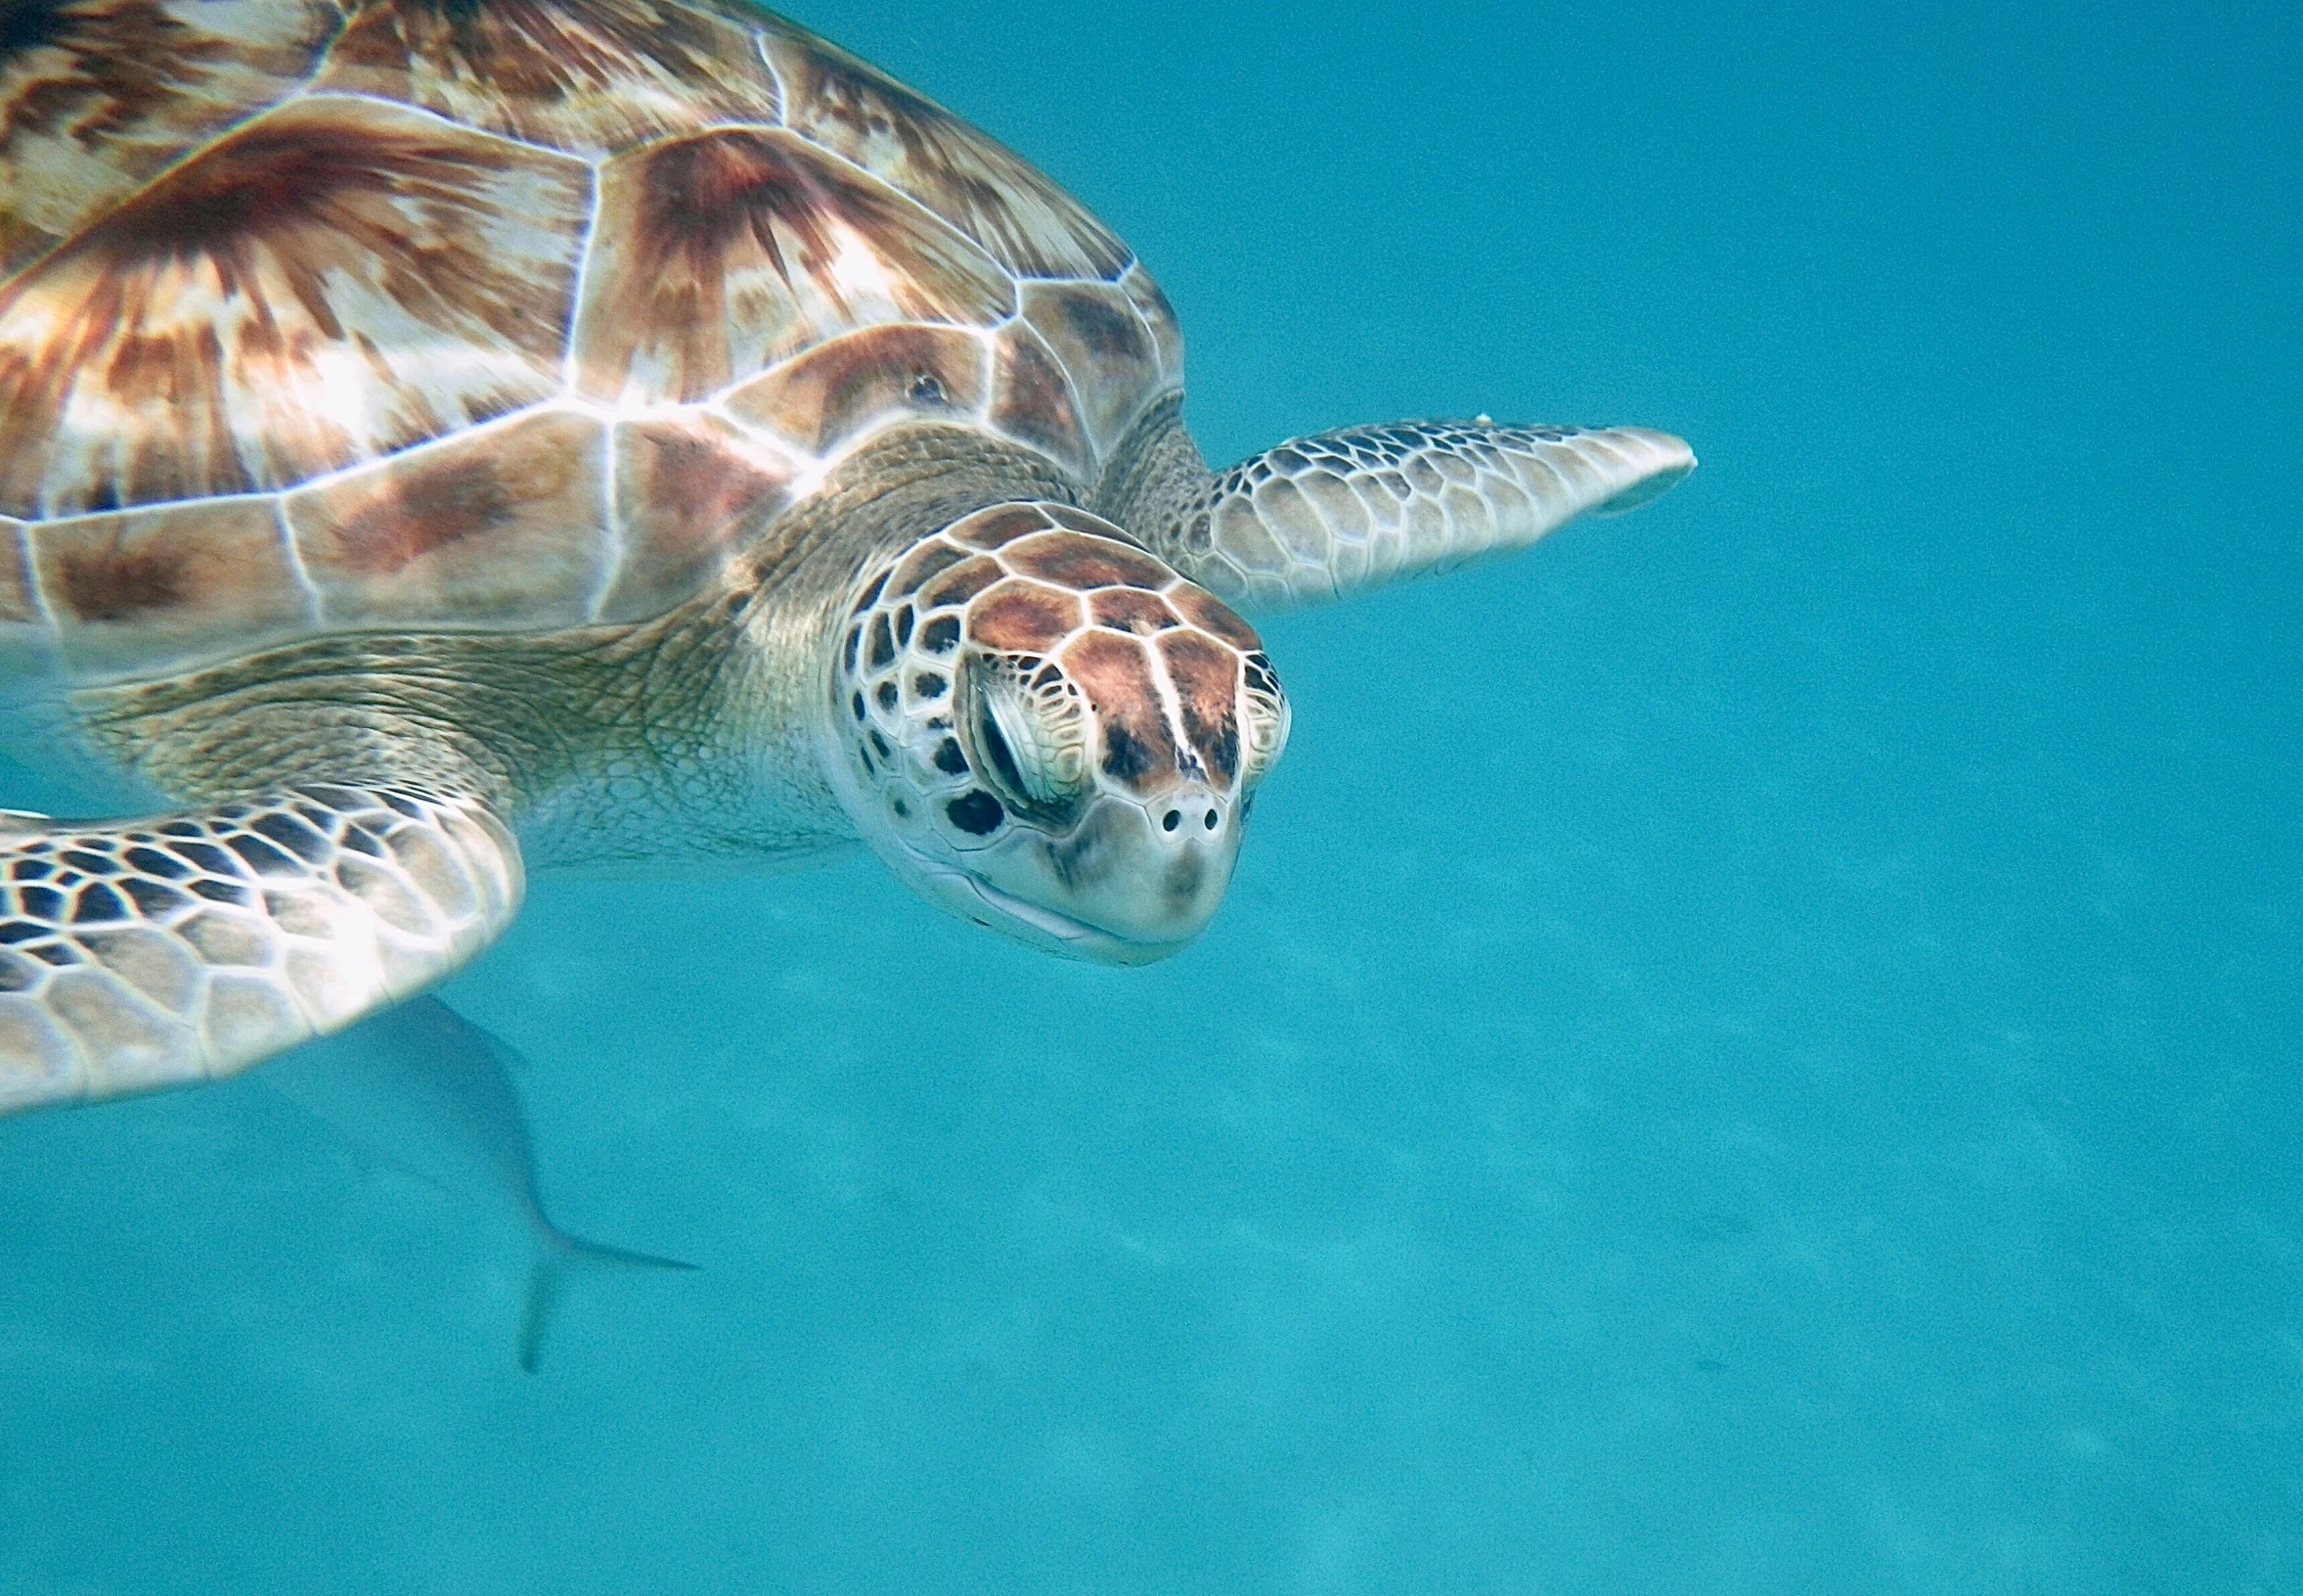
0,786,521,1116
1128,418,1695,612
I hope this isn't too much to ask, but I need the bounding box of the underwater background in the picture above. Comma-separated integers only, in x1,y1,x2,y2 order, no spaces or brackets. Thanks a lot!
3,0,2298,1590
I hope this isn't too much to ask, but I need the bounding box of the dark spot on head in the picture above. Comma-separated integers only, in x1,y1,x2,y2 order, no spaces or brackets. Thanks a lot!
868,612,894,668
843,624,861,672
913,671,947,700
852,570,888,613
869,729,891,759
1006,532,1171,591
1091,587,1180,634
921,614,961,653
893,605,914,646
1102,720,1154,782
933,737,969,775
851,691,867,722
891,797,910,819
953,503,1052,550
1170,584,1263,651
920,558,1003,609
876,680,898,711
1161,632,1244,786
969,582,1083,651
892,540,967,597
946,790,1005,835
1063,630,1180,791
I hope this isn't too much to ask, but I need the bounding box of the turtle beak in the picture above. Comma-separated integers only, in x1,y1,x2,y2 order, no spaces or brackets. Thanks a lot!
928,789,1241,964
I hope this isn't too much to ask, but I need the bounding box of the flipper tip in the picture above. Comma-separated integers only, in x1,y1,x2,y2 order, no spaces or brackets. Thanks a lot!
515,1233,699,1372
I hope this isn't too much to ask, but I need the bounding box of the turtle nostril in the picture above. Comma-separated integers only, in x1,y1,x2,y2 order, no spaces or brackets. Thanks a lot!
1162,809,1181,832
1203,810,1218,831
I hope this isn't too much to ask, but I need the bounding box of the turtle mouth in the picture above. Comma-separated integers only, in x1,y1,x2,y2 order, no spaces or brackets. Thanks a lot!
933,870,1187,967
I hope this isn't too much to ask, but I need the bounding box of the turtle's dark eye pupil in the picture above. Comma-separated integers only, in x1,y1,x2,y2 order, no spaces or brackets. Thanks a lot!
962,657,1088,826
976,703,1027,798
909,371,946,404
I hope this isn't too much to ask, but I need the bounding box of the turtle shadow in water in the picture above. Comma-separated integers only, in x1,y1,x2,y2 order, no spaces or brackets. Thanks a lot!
255,994,695,1373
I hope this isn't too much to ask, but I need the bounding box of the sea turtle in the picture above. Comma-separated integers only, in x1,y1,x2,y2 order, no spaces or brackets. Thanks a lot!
0,0,1693,1115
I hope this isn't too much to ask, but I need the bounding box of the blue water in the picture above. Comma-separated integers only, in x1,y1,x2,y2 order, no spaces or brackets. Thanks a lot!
4,2,2299,1590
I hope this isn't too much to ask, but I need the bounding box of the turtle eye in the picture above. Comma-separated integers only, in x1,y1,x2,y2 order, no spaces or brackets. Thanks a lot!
965,653,1092,821
1238,651,1289,788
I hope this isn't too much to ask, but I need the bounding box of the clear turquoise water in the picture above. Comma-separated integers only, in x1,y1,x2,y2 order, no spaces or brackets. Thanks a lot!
4,2,2299,1590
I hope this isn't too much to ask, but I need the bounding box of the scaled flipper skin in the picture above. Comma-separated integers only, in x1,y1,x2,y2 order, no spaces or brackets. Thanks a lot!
1111,412,1695,612
0,787,521,1115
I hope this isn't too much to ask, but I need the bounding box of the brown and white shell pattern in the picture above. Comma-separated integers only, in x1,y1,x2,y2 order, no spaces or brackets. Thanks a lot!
0,0,1185,684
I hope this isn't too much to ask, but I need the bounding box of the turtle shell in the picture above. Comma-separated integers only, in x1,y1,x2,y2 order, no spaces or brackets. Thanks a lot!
0,0,1184,684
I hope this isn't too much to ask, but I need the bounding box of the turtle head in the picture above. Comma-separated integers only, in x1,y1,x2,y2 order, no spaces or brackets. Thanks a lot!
821,501,1287,965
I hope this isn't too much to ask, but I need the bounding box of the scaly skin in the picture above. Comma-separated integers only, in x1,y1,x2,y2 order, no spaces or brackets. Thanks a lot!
0,427,1071,1112
1100,400,1696,612
63,427,1075,867
0,403,1693,1113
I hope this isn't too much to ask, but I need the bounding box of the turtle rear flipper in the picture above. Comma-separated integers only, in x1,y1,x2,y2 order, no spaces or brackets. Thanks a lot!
519,1230,698,1375
1120,417,1695,612
0,785,521,1115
